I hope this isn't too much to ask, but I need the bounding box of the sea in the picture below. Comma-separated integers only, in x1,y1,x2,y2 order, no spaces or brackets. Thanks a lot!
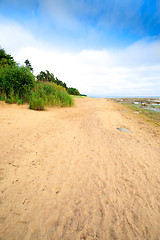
89,96,160,99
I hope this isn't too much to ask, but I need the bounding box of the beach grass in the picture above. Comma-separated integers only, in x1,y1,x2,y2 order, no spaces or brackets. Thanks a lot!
29,82,74,110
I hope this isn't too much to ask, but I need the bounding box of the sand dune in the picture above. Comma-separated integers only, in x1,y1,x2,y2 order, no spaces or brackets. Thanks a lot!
0,98,160,240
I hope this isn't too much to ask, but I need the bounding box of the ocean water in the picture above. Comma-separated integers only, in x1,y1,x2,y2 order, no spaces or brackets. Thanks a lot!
89,96,160,99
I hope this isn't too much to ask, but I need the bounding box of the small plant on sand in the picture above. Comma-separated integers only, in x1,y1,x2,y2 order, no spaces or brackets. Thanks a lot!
29,94,45,111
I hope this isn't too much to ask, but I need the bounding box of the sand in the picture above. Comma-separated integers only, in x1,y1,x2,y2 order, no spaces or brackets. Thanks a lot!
0,97,160,240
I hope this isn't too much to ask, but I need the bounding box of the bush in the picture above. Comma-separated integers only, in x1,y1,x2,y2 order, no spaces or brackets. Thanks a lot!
5,98,12,104
0,95,5,101
29,94,45,111
17,99,23,105
4,89,19,104
29,82,74,110
0,57,74,110
0,65,35,100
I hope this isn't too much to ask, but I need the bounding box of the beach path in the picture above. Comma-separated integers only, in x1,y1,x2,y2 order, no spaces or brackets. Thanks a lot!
0,97,160,240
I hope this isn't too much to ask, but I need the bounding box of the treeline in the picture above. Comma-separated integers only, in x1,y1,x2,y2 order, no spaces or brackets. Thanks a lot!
36,70,80,96
0,47,82,110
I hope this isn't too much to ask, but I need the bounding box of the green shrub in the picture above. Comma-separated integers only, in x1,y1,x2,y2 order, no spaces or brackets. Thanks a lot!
0,65,35,100
29,82,74,110
0,64,74,110
9,89,19,103
0,48,76,110
0,95,5,101
5,98,12,104
29,94,45,111
17,99,23,105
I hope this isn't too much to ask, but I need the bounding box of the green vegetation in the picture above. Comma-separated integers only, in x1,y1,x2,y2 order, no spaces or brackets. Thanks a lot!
67,87,80,95
0,47,78,110
80,94,87,97
112,98,160,127
29,94,45,111
72,95,87,98
24,59,33,72
0,47,16,68
0,47,34,104
122,103,160,126
36,70,80,96
29,82,74,110
0,65,35,101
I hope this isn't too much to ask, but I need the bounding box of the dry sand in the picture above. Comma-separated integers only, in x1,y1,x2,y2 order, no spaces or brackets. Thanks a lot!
0,97,160,240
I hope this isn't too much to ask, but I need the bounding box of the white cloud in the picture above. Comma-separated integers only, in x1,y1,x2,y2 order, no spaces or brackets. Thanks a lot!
16,46,159,97
114,39,160,67
0,20,159,97
0,17,38,55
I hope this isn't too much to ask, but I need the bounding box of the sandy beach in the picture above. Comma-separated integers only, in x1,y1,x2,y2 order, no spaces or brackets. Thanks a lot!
0,97,160,240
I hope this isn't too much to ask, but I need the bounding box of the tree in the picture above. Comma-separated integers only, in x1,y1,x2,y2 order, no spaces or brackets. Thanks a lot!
36,70,81,95
36,70,55,82
24,59,33,72
67,87,80,95
0,47,16,69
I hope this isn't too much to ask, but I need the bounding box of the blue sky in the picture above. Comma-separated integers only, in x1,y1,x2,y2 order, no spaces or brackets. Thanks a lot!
0,0,160,96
